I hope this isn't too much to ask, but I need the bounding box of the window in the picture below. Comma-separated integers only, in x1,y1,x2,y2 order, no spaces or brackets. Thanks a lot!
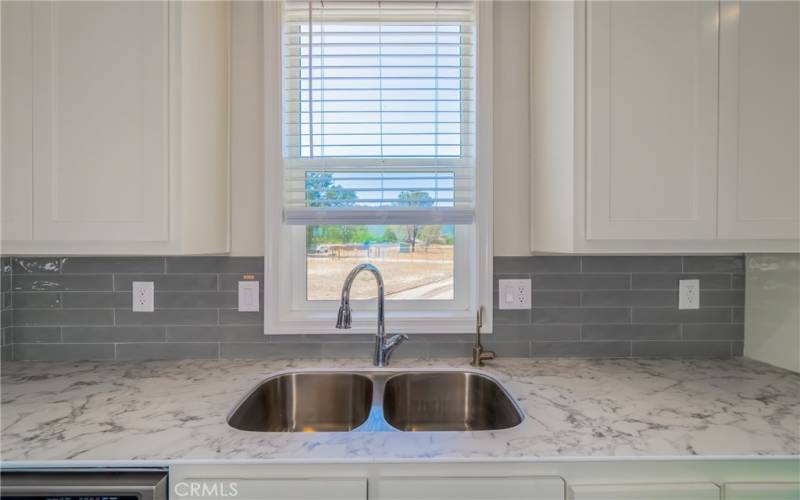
264,0,492,334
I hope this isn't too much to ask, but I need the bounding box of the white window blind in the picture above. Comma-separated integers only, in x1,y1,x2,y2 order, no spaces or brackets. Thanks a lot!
282,0,476,225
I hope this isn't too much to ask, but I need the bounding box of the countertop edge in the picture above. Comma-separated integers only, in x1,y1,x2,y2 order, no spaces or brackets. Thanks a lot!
2,455,799,469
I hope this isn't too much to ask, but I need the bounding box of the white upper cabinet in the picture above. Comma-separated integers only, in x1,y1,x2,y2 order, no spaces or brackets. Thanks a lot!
30,2,169,243
531,1,800,253
1,2,34,243
718,1,800,240
586,1,719,240
1,1,230,255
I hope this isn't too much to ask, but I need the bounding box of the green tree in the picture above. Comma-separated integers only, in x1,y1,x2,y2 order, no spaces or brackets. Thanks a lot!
305,173,367,251
381,227,398,243
397,191,434,252
419,225,443,247
305,172,357,208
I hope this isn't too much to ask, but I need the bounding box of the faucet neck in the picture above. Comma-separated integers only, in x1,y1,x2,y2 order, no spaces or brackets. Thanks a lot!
336,263,404,367
338,263,385,339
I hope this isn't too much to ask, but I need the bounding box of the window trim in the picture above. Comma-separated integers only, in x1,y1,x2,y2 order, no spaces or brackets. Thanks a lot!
263,0,493,335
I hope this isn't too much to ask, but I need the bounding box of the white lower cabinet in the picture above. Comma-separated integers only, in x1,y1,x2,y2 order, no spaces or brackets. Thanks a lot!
724,482,800,500
378,476,565,500
169,461,800,500
570,483,720,500
209,479,366,500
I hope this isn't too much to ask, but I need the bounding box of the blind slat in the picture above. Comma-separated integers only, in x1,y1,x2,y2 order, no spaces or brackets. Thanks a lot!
282,0,475,226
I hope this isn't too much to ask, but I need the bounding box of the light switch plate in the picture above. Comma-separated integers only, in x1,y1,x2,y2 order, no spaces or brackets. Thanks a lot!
498,279,531,310
238,281,260,312
679,279,700,310
132,281,154,312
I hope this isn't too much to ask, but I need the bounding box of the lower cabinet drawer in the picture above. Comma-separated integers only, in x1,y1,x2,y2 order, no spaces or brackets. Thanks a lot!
377,476,565,500
173,478,367,500
724,482,800,500
569,483,720,500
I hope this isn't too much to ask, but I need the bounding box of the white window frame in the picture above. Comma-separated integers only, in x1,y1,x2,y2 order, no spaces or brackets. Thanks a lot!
263,0,493,335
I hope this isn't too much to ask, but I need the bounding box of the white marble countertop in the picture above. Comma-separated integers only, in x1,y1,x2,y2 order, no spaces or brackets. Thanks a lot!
1,357,798,464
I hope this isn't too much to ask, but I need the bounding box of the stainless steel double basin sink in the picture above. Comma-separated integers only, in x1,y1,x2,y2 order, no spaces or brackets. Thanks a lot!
227,370,524,433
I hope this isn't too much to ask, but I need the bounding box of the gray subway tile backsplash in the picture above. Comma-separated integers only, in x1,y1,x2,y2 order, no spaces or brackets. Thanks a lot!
62,326,166,343
632,307,734,324
683,256,745,273
682,324,745,341
631,273,733,290
14,343,115,361
581,324,681,341
580,256,683,273
114,274,218,292
580,290,677,307
13,308,114,326
13,274,113,292
532,307,630,324
115,309,218,326
0,255,745,361
166,325,265,343
10,326,62,344
531,274,631,290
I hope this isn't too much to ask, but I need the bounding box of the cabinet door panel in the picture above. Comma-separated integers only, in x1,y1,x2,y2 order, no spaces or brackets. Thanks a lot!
570,483,720,500
378,477,565,500
31,1,168,242
587,1,718,240
212,478,366,500
718,1,800,240
2,1,34,241
725,482,800,500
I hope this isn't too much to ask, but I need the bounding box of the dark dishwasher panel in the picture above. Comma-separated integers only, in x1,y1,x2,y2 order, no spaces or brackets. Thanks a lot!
0,470,168,500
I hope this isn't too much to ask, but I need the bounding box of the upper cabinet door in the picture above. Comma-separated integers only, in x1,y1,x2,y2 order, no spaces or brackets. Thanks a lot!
586,1,719,240
31,2,169,242
718,1,800,240
1,2,34,242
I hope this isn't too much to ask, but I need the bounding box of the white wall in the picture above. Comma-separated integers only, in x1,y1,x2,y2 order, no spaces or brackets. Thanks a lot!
745,254,800,373
229,1,265,256
229,1,532,257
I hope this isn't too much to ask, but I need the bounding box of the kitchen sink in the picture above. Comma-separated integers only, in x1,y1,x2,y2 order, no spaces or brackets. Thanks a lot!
383,372,524,431
227,372,373,432
227,370,524,433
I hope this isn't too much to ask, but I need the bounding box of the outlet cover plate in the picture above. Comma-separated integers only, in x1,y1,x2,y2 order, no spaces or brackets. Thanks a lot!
238,281,260,312
498,278,531,310
679,279,700,310
132,281,154,312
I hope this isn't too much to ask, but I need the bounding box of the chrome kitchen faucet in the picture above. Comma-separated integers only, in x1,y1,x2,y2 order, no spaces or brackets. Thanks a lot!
336,263,408,367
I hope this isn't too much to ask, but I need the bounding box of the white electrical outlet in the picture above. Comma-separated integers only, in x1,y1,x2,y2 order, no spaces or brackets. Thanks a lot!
132,281,154,312
498,278,531,310
238,281,260,312
679,279,700,310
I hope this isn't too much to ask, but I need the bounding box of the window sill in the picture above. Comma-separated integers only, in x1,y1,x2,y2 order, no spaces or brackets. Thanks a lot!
265,309,491,335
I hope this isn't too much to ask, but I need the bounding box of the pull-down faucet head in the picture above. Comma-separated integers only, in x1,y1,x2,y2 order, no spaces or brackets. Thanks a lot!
336,303,352,329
